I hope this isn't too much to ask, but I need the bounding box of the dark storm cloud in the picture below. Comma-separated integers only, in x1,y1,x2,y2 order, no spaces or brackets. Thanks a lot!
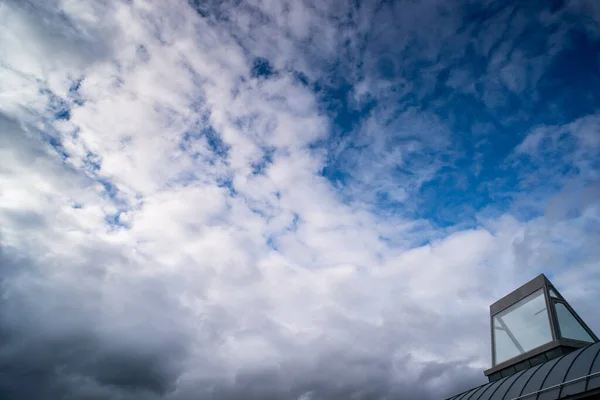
0,245,188,399
0,240,483,400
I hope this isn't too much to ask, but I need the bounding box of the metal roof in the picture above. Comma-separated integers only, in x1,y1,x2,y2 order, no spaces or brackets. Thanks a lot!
446,341,600,400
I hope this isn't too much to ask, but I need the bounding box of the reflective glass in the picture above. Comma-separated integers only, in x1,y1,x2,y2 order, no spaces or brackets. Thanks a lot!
548,287,560,298
493,289,552,365
554,302,594,342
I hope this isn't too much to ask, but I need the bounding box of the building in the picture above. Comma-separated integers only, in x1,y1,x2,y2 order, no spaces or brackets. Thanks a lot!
445,274,600,400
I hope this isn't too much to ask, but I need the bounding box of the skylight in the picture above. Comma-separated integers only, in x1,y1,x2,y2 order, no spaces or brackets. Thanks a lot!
492,289,553,365
487,274,598,377
548,287,560,298
554,302,595,343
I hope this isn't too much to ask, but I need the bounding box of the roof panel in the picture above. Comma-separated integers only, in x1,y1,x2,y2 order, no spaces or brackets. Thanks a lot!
502,363,544,400
586,344,600,391
476,377,511,400
479,375,513,400
537,347,586,400
446,343,600,400
560,342,600,397
448,382,488,400
463,380,496,400
489,369,527,400
514,356,562,398
455,386,482,400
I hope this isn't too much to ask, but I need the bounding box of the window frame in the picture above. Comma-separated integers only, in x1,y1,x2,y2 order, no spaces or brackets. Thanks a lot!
491,288,555,366
551,298,596,343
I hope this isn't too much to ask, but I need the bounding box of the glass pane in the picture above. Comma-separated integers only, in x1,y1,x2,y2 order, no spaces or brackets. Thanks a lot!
554,302,594,342
548,288,560,298
493,289,553,365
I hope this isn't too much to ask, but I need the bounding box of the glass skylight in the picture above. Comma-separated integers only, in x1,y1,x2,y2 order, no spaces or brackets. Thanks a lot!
554,302,595,343
493,289,553,365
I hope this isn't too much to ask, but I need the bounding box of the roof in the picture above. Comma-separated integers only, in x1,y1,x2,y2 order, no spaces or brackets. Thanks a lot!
446,341,600,400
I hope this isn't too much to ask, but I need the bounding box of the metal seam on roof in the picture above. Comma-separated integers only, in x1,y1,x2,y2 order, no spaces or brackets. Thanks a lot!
466,380,496,400
584,344,600,392
499,369,528,400
477,377,508,400
454,389,473,400
511,371,600,400
534,354,562,397
536,348,583,399
515,364,544,398
485,375,514,400
449,383,483,400
557,346,587,398
452,391,467,400
456,387,478,400
464,383,491,400
561,343,598,397
446,343,600,400
519,357,561,397
467,386,488,400
453,389,470,400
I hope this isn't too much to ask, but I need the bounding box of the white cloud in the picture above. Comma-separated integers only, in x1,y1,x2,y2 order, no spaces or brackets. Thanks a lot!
1,1,600,399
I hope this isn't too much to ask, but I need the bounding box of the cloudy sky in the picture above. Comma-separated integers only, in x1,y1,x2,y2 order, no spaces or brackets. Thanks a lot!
1,0,600,399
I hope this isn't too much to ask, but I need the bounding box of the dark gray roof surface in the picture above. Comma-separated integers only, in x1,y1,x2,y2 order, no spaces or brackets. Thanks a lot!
446,341,600,400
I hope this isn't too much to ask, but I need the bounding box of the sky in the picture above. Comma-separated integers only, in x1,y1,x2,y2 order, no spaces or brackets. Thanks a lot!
1,0,600,399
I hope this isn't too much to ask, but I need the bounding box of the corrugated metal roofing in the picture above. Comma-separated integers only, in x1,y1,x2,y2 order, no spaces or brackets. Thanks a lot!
446,341,600,400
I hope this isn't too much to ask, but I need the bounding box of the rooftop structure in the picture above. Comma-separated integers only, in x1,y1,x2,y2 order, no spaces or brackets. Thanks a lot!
446,274,600,400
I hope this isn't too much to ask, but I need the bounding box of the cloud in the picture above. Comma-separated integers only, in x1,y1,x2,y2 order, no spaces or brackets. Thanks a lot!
1,0,600,399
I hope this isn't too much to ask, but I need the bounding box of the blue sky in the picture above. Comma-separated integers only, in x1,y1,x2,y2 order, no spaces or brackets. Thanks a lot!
308,1,600,227
1,0,600,399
